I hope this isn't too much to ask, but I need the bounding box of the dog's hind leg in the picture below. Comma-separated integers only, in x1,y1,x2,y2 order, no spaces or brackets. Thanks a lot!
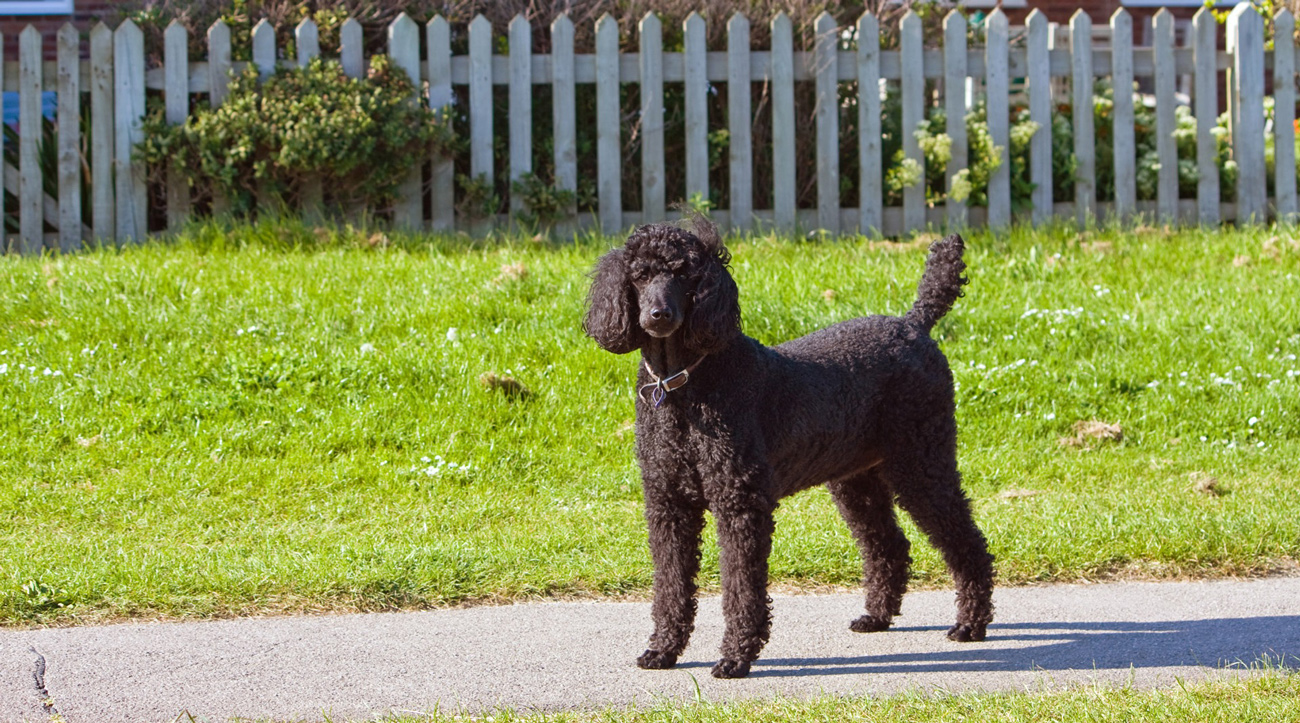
827,469,912,634
638,491,707,670
884,454,995,643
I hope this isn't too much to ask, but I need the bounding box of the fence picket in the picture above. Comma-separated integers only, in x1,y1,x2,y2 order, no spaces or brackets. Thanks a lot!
0,32,4,251
728,13,753,232
901,11,924,233
252,20,275,82
1229,5,1266,223
814,12,840,235
596,14,622,234
340,19,363,79
1071,11,1095,227
507,15,532,221
943,11,967,228
1026,11,1052,226
114,20,146,242
1110,9,1136,222
1192,9,1219,226
90,23,114,241
1274,11,1297,223
770,13,794,233
640,13,665,224
683,13,708,207
57,23,81,251
295,19,323,222
1153,10,1177,224
164,21,191,231
390,13,422,230
985,10,1010,229
207,20,232,218
858,12,882,236
295,18,319,68
428,16,455,231
19,26,41,253
468,13,494,231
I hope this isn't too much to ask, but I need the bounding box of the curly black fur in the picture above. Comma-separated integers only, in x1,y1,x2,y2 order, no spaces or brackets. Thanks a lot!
585,220,994,679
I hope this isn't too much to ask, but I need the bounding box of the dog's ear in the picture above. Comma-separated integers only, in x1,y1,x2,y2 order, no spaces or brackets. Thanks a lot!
683,254,741,355
584,248,647,354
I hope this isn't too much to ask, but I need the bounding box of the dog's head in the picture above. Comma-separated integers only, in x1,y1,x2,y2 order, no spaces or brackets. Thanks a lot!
584,219,741,355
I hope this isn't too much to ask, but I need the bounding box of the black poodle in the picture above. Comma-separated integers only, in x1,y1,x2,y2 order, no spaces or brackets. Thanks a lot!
584,220,994,680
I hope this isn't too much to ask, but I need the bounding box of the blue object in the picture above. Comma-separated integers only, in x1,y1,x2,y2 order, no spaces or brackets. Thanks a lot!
2,90,58,128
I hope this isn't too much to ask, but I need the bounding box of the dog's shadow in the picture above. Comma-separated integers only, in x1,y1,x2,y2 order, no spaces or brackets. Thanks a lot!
676,617,1300,678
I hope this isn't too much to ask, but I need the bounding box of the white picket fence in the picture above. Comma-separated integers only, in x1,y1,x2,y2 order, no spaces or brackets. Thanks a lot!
0,5,1290,253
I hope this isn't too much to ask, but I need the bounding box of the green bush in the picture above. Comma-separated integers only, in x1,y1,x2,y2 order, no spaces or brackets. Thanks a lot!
138,55,453,217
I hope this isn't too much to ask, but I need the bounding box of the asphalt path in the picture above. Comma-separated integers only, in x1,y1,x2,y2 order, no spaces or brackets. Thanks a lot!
2,576,1299,723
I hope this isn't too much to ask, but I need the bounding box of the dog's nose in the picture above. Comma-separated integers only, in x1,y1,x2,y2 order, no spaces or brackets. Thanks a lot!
649,307,671,320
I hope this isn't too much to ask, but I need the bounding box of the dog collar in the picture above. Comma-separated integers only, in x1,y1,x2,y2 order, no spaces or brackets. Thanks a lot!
638,356,706,407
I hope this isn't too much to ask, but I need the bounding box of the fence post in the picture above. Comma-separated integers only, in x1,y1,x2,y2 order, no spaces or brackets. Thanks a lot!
858,12,882,236
57,23,82,251
728,13,753,233
814,12,840,235
640,12,665,224
771,12,795,233
683,13,709,211
19,26,42,253
1153,9,1178,224
900,11,924,234
1228,4,1266,223
469,14,494,231
944,11,967,229
1274,11,1297,224
114,19,146,242
1026,11,1052,226
296,18,323,224
985,9,1010,230
1192,9,1219,226
90,23,114,242
1070,11,1095,227
1110,9,1136,223
596,13,622,234
549,14,575,236
164,21,191,232
390,13,423,230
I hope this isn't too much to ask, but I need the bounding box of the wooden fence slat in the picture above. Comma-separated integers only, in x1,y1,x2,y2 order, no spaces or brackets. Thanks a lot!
340,18,363,79
390,13,422,230
1071,11,1095,227
728,13,753,232
770,13,795,232
114,20,146,242
1110,9,1136,222
468,13,494,228
1274,11,1297,223
19,26,42,253
164,21,191,231
90,23,114,241
1153,9,1177,224
985,9,1010,229
858,12,882,236
252,20,275,82
295,19,323,222
428,15,455,231
1192,8,1219,226
944,11,967,229
0,32,4,251
1229,5,1266,223
596,13,622,234
507,15,532,220
1026,10,1052,226
814,12,839,235
901,11,924,233
57,23,81,251
206,20,232,218
639,13,665,224
683,12,709,206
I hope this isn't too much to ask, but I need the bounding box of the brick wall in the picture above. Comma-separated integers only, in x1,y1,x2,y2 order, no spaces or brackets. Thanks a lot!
1,0,110,59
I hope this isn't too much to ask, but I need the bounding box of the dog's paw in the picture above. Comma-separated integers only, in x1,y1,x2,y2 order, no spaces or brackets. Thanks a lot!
849,614,892,633
946,623,987,642
637,649,678,670
710,658,752,679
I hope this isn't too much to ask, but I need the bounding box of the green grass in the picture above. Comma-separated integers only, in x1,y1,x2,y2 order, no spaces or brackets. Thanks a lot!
2,220,1299,625
328,672,1300,722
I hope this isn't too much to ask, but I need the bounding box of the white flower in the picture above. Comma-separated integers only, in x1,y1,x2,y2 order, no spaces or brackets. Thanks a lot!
1044,412,1056,421
446,327,460,342
359,343,377,355
1249,416,1259,426
0,364,6,374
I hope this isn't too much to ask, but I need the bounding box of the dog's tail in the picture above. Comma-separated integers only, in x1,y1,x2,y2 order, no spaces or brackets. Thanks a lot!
905,234,967,332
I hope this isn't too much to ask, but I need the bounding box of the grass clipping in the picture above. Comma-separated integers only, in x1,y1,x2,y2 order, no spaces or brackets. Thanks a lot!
1060,420,1124,449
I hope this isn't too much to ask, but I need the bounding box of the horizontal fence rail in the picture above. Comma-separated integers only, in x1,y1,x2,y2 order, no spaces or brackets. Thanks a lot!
0,5,1294,252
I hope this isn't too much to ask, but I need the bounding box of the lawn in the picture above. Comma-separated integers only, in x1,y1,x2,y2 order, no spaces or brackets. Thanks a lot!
1,220,1298,625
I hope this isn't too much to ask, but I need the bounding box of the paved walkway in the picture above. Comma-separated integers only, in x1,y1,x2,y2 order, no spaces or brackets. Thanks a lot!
2,577,1299,723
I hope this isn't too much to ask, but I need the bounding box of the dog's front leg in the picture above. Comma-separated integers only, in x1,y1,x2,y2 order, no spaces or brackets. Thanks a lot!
638,490,706,670
712,491,776,679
